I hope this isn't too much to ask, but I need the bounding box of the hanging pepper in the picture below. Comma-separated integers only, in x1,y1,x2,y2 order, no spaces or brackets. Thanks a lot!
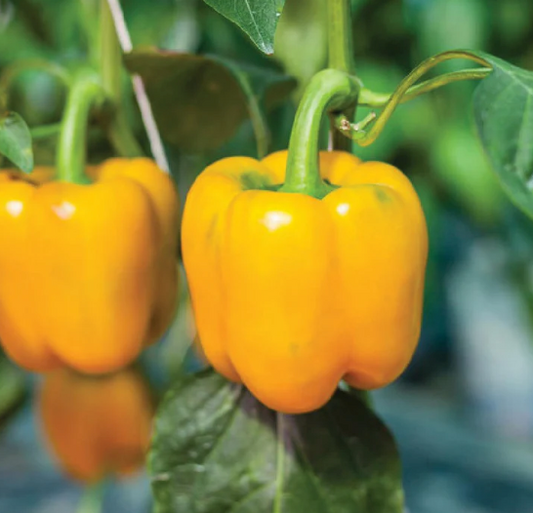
38,367,153,482
182,70,428,414
0,69,179,374
0,158,178,374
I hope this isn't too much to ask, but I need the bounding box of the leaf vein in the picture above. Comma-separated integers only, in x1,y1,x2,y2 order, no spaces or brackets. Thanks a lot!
188,385,245,506
241,0,265,49
484,81,514,111
224,482,275,513
494,65,533,95
290,422,335,513
273,413,286,513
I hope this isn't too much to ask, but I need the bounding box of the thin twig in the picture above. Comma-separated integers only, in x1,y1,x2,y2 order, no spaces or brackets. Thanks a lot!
105,0,170,173
358,68,492,107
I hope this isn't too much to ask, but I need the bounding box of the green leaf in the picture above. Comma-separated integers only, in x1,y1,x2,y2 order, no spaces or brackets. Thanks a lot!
150,369,404,513
202,0,285,54
473,51,533,219
124,50,296,154
0,112,34,172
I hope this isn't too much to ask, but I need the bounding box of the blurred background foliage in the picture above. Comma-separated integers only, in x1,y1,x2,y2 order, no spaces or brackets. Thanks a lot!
2,0,533,512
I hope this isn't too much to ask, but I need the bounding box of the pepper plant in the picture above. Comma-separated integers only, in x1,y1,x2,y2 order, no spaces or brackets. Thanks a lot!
1,0,533,512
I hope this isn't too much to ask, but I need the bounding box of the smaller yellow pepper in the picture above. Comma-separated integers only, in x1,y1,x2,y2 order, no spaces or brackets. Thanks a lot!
38,367,153,482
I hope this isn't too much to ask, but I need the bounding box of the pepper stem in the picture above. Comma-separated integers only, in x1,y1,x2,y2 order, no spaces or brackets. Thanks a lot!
280,69,359,199
56,69,105,184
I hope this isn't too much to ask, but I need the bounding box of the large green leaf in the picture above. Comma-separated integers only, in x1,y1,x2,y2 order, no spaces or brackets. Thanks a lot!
150,369,404,513
202,0,285,54
124,50,296,154
0,112,33,172
473,51,533,219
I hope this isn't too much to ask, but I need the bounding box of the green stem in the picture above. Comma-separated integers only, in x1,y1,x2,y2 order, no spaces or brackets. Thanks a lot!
30,123,62,139
359,67,492,107
0,60,70,111
328,0,355,74
99,0,143,158
76,479,107,513
328,0,357,152
329,108,353,153
108,113,144,157
344,50,491,147
0,60,70,91
238,76,270,159
100,0,121,99
334,110,376,135
78,0,100,67
56,69,105,183
281,69,359,198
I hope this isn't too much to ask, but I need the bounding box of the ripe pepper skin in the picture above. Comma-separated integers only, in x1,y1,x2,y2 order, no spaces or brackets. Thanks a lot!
0,158,178,374
182,150,428,414
38,368,153,482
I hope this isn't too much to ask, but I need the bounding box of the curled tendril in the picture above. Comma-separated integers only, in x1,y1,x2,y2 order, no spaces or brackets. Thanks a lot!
335,50,492,147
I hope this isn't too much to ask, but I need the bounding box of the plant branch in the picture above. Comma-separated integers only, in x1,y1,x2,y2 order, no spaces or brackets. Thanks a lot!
0,60,70,111
358,67,492,107
328,0,355,74
337,50,492,147
327,0,357,153
30,123,62,139
236,77,270,159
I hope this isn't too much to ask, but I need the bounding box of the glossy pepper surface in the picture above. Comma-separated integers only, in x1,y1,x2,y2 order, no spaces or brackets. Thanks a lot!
38,367,153,482
182,150,428,414
0,158,178,374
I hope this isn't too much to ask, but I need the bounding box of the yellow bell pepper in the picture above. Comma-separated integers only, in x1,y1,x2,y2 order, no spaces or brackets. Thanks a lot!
0,158,178,374
182,150,427,413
